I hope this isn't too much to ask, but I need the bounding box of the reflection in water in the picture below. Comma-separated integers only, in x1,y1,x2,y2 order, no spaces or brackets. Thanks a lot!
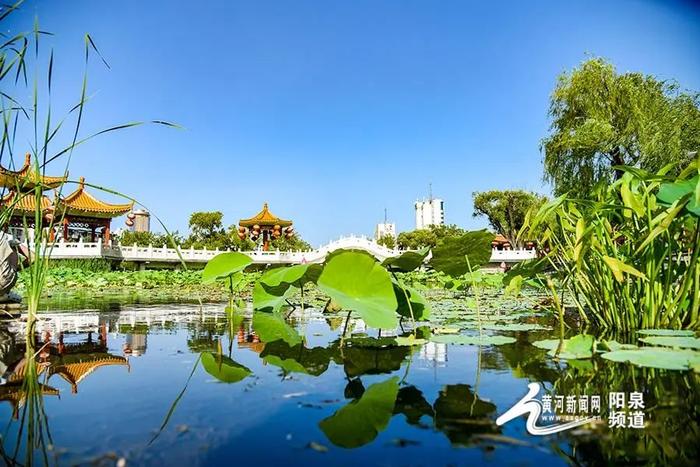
0,304,697,466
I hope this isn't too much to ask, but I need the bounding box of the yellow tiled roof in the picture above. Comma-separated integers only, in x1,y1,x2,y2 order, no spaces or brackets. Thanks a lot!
1,190,53,214
59,177,133,218
0,153,67,190
239,202,292,228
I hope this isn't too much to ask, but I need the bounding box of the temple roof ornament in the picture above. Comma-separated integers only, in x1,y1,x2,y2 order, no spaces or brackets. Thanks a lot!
0,153,67,191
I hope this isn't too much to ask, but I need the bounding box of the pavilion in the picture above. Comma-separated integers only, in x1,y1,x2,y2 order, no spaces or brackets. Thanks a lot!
0,154,133,244
238,202,294,251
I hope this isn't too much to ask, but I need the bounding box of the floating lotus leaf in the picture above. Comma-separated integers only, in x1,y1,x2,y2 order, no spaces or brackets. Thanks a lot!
382,248,430,272
393,335,428,347
482,323,551,331
260,340,331,376
532,334,594,359
317,251,398,329
430,334,516,346
638,336,700,349
252,311,302,346
601,348,700,370
637,329,696,337
602,340,638,351
319,377,399,448
200,353,252,383
201,252,252,283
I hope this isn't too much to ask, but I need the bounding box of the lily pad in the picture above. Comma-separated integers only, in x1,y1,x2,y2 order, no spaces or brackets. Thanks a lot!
200,353,252,383
430,334,516,346
638,336,700,349
394,282,431,321
532,334,594,359
601,347,700,370
637,329,696,337
319,377,399,448
252,311,302,346
602,340,638,351
482,323,551,331
317,251,398,329
202,252,252,283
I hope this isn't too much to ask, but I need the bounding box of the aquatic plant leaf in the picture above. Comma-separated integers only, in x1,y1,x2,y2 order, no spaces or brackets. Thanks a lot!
657,175,700,217
382,247,430,272
430,335,516,346
393,282,431,321
202,252,252,283
637,329,696,337
602,340,638,351
601,348,700,370
200,353,251,383
602,256,647,283
319,377,399,448
393,335,428,346
532,334,594,359
639,336,700,349
481,323,551,331
317,251,398,329
252,311,302,346
253,280,296,312
430,230,494,277
260,341,331,376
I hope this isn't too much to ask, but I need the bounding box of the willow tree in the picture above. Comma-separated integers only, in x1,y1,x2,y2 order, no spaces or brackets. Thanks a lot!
472,190,546,248
542,58,700,197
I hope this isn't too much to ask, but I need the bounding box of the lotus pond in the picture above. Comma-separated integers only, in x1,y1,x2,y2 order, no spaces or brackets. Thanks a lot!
0,290,698,466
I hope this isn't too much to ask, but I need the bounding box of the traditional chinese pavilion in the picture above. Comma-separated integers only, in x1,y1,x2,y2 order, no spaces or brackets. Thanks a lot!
238,202,294,251
0,154,133,244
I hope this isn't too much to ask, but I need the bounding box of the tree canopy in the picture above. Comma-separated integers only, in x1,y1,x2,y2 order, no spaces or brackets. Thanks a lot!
472,190,546,248
542,57,700,197
396,224,465,250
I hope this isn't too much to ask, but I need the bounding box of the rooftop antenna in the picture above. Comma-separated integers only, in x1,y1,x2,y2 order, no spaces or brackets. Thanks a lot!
429,182,433,202
384,207,388,224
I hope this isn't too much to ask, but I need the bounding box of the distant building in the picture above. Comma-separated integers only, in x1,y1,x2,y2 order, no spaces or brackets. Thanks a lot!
132,209,151,232
375,222,396,240
415,198,444,229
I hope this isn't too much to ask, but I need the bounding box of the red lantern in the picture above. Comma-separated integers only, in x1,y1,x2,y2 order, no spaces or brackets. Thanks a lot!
253,224,260,231
238,226,247,234
127,212,136,220
238,232,246,240
125,219,134,227
44,213,54,222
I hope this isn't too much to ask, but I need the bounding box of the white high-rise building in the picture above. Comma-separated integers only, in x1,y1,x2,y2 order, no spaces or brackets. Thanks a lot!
415,198,444,229
375,222,396,240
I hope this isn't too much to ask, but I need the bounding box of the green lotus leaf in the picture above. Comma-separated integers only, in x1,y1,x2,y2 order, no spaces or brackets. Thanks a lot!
382,247,430,272
430,334,516,346
602,340,638,351
601,347,700,370
319,377,399,448
317,251,398,329
638,336,700,349
260,340,331,376
637,329,696,337
532,334,594,359
252,311,302,345
393,282,431,321
202,252,252,283
253,281,296,312
200,353,251,383
430,230,494,277
481,323,551,331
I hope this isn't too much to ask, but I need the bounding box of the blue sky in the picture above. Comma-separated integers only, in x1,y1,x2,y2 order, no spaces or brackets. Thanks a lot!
4,0,700,246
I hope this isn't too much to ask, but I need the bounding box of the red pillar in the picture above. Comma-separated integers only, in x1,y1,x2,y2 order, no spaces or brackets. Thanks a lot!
103,220,111,245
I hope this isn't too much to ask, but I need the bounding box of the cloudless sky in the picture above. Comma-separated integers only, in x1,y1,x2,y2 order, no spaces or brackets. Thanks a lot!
4,0,700,245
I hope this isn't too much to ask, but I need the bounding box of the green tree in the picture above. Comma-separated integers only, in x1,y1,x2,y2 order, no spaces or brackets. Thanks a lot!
184,211,231,250
117,230,182,247
269,235,312,252
542,57,700,197
376,234,396,249
472,190,546,248
396,224,465,249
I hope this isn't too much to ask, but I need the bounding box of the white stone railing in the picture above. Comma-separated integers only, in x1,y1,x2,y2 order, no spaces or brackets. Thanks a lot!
490,248,538,263
36,237,537,265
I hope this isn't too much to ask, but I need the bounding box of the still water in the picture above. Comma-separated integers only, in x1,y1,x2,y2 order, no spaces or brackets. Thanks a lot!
0,304,698,466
